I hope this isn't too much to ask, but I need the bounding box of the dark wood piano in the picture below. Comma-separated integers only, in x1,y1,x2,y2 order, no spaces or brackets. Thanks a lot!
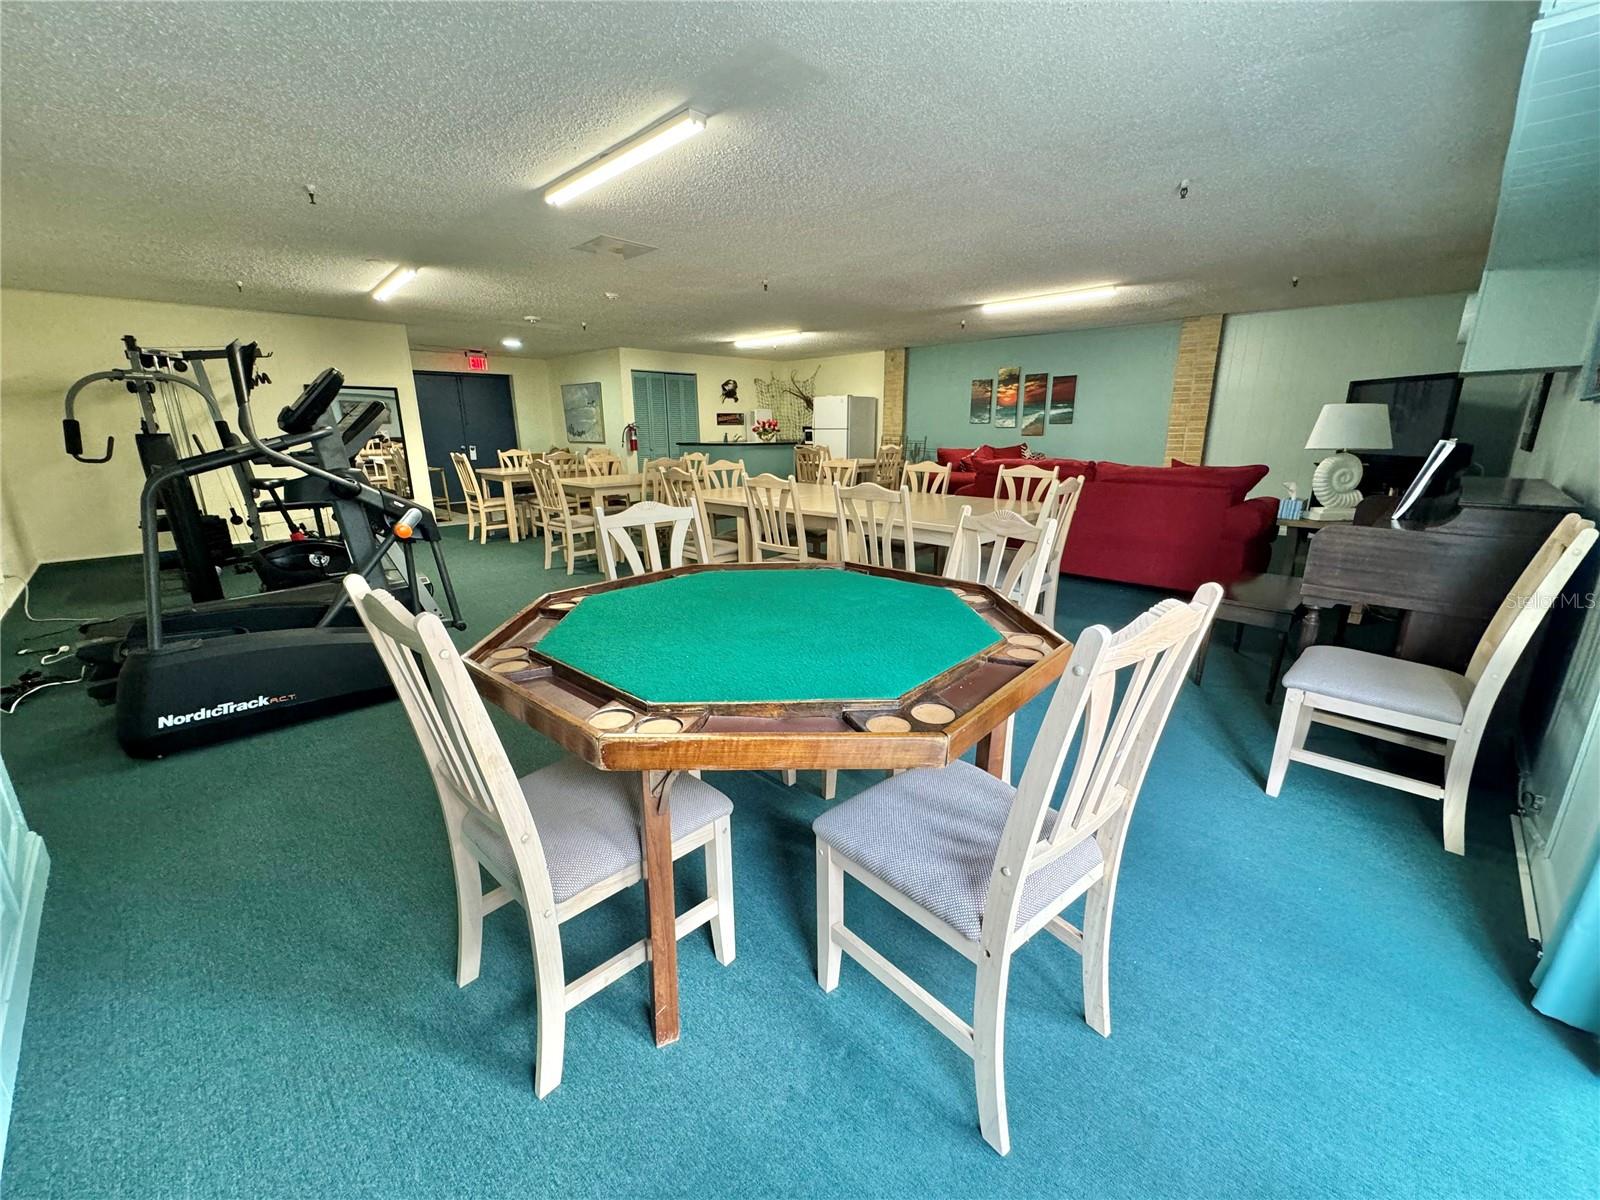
1297,477,1582,670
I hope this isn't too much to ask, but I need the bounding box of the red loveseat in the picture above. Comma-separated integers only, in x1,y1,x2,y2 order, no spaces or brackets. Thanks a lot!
939,449,1278,591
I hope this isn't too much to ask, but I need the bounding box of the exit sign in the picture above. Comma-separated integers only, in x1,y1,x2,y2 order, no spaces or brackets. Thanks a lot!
464,350,489,372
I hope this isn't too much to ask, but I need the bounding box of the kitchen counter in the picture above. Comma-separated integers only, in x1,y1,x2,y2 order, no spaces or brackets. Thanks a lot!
677,440,803,475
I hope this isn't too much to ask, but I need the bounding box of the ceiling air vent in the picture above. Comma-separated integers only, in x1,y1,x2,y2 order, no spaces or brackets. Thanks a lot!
572,235,658,260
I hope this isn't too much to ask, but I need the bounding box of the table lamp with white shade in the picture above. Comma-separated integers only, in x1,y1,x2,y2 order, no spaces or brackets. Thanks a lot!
1304,403,1392,520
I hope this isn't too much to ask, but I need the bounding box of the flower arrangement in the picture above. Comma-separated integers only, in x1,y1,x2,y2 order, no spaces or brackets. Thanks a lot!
752,418,781,442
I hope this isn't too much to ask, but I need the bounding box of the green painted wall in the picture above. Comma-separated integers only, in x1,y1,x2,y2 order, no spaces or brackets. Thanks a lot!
904,322,1182,463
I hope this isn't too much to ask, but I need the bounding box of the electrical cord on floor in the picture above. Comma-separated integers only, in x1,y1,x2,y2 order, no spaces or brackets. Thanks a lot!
0,667,85,714
11,577,117,625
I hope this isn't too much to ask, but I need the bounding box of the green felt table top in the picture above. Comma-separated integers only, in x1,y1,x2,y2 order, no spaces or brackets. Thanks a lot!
534,568,1001,704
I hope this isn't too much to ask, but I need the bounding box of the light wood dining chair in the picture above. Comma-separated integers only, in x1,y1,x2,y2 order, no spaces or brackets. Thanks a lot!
833,482,916,570
594,500,709,580
902,461,951,495
342,574,735,1098
451,451,514,544
685,471,743,563
499,448,534,470
641,457,683,500
653,465,697,508
1267,513,1597,855
794,444,827,484
944,505,1060,783
814,584,1221,1154
530,459,597,574
744,473,809,562
1030,476,1084,627
996,463,1059,507
874,442,905,488
944,506,1058,613
818,458,860,487
680,451,710,480
583,447,623,476
703,459,747,491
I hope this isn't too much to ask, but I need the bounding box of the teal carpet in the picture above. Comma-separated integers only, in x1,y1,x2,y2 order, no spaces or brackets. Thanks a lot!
2,529,1594,1198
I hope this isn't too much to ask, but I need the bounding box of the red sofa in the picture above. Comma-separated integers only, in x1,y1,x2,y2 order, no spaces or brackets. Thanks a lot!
939,446,1278,591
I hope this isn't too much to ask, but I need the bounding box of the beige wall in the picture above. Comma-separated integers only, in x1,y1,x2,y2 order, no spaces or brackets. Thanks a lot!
545,348,625,456
617,348,779,450
777,350,887,403
409,349,555,451
0,468,38,611
538,347,889,462
0,288,425,563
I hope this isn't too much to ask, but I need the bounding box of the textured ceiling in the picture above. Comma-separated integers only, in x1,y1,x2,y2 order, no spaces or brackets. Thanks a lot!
0,1,1534,359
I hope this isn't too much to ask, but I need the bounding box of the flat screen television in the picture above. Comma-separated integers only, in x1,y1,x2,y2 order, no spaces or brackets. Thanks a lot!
1345,372,1464,493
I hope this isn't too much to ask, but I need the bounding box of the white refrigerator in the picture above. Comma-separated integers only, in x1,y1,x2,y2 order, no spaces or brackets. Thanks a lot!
811,394,879,458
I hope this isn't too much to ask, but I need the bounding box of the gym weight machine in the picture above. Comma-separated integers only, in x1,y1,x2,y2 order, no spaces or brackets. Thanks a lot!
67,337,465,756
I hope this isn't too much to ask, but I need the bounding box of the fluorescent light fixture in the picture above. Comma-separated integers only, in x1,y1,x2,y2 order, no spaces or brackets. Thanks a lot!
371,266,419,303
731,330,807,350
544,110,707,207
501,337,523,350
979,284,1121,315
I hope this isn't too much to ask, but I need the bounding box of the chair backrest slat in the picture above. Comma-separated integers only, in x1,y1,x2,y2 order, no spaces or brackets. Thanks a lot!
745,473,808,559
594,500,707,580
499,448,533,470
833,481,915,568
976,585,1222,951
1037,476,1083,560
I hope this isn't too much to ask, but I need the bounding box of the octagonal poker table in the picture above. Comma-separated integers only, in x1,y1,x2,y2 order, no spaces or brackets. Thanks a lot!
466,562,1070,1047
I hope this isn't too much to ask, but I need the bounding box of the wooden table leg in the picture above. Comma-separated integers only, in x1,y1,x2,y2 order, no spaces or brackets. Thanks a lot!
500,480,520,543
976,721,1008,779
638,770,680,1047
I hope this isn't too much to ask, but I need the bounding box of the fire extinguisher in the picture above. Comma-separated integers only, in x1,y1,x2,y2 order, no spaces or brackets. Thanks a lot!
623,422,639,454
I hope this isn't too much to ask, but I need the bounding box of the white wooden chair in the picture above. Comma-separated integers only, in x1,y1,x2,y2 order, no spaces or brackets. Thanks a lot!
685,471,743,563
744,473,809,562
944,505,1060,783
1267,513,1597,855
814,584,1221,1154
450,451,514,544
832,481,915,570
594,500,708,581
944,506,1057,613
818,458,860,487
703,459,747,491
874,442,905,488
996,463,1059,507
529,459,597,574
342,574,735,1098
794,444,827,484
902,461,951,495
1030,476,1084,627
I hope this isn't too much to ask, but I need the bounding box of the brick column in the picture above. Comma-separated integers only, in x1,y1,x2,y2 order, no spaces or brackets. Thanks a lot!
882,348,907,443
1163,315,1224,464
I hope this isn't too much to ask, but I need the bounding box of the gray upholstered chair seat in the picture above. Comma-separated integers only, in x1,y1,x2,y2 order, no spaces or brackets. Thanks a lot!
1282,645,1471,726
462,756,732,903
813,760,1102,942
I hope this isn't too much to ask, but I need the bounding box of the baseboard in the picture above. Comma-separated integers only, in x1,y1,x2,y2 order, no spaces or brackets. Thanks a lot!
1509,815,1544,945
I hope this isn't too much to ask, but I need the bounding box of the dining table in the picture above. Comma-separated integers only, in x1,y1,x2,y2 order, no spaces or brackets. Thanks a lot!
697,481,1017,559
559,471,646,509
